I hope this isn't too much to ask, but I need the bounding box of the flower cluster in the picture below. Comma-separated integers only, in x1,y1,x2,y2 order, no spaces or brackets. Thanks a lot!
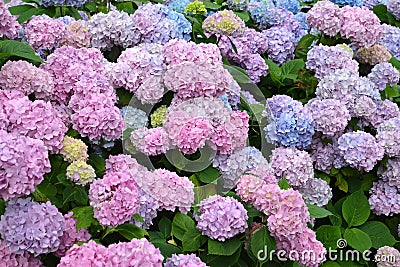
150,105,168,127
376,117,400,157
306,0,341,37
121,106,149,130
131,189,161,229
66,160,96,185
167,0,190,13
227,0,249,11
0,198,65,256
387,0,400,20
264,27,297,65
39,0,89,7
130,127,171,156
378,24,400,60
367,62,400,91
0,1,21,39
60,136,88,163
87,11,140,51
369,180,400,216
0,60,54,100
379,158,400,191
375,246,400,267
0,240,43,267
264,95,315,149
89,171,140,227
184,0,207,15
202,10,246,37
132,3,191,44
297,177,333,206
59,20,92,48
366,99,400,128
356,45,392,65
58,239,164,266
55,212,91,257
165,254,208,267
25,16,67,50
195,195,248,241
337,131,384,172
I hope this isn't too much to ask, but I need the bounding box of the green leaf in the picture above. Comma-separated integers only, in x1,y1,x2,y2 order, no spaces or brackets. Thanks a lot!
234,11,250,22
250,226,276,262
0,40,42,64
153,242,181,259
64,6,82,20
278,177,291,190
201,248,241,267
36,180,57,197
62,185,77,206
322,262,341,267
182,228,207,252
359,221,397,249
0,199,6,216
264,58,284,86
307,204,334,218
71,206,98,229
343,228,372,252
159,216,172,239
203,1,222,9
295,34,317,59
342,190,370,227
17,6,46,23
316,225,342,249
172,212,196,241
385,85,400,98
223,64,251,83
88,153,105,177
196,166,220,184
335,175,348,193
389,57,400,72
115,223,148,240
280,59,305,81
148,231,166,243
74,186,88,205
8,4,36,15
116,88,134,105
208,238,242,256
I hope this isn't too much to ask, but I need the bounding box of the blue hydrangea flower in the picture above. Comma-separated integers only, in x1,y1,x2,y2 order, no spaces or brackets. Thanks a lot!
331,0,364,6
167,0,190,13
273,0,300,14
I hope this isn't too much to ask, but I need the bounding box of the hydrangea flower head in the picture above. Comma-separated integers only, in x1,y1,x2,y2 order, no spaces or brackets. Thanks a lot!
165,254,208,267
338,131,384,171
58,240,109,266
168,0,190,13
202,10,246,37
376,117,400,157
367,62,400,91
0,198,65,256
369,180,400,216
184,0,207,15
151,106,168,127
297,177,333,206
25,16,66,50
130,127,172,156
0,1,21,39
0,240,43,267
121,106,149,130
273,0,300,14
378,24,400,60
66,160,96,185
227,0,249,11
379,158,400,191
60,136,88,162
195,195,248,241
387,0,400,20
306,0,341,37
59,20,92,48
357,45,392,65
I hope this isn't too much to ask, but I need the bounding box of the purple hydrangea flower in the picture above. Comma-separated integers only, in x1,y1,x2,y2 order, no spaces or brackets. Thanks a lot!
387,0,400,20
367,62,400,91
379,158,400,191
0,1,21,39
369,180,400,216
378,24,400,60
0,198,65,256
376,117,400,157
195,195,248,241
0,239,43,267
296,177,332,206
264,26,296,65
165,254,208,267
375,246,400,267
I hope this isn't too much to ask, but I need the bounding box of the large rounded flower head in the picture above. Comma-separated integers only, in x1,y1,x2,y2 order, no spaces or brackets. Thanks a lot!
297,177,333,206
338,131,384,172
264,26,296,65
60,136,88,163
59,20,91,48
87,10,140,50
132,3,191,44
164,61,231,99
306,0,341,37
107,238,164,266
0,130,50,200
39,0,89,7
270,147,314,187
195,195,248,241
273,0,300,14
58,240,109,266
121,106,148,130
331,0,363,5
24,16,66,50
5,99,67,153
378,24,400,60
89,171,140,227
0,60,54,99
55,212,91,257
135,169,194,213
339,6,383,47
0,239,43,267
367,62,400,91
168,0,190,13
66,160,96,185
41,46,105,103
0,198,65,255
306,98,351,136
306,44,359,79
105,154,146,174
369,180,400,216
227,0,249,11
357,45,392,65
176,118,213,154
165,254,208,267
379,158,400,191
184,0,207,15
131,189,160,229
0,1,21,39
202,10,246,37
375,246,400,267
376,117,400,157
387,0,400,20
130,127,171,156
366,99,400,128
150,105,167,127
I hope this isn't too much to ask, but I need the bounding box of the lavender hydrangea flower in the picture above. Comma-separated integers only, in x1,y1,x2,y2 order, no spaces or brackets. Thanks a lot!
375,246,400,267
195,195,248,241
0,1,21,39
387,0,400,20
376,117,400,157
338,131,384,172
264,27,296,65
379,158,400,191
366,99,400,128
296,177,333,206
40,0,89,7
165,254,208,267
378,24,400,60
87,11,140,51
270,147,314,187
0,198,65,256
0,240,43,267
367,62,400,91
0,130,50,200
369,180,400,216
131,189,160,229
55,212,91,257
121,106,148,130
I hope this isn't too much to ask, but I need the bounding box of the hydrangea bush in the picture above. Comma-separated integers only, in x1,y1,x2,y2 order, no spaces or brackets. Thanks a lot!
0,0,400,266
